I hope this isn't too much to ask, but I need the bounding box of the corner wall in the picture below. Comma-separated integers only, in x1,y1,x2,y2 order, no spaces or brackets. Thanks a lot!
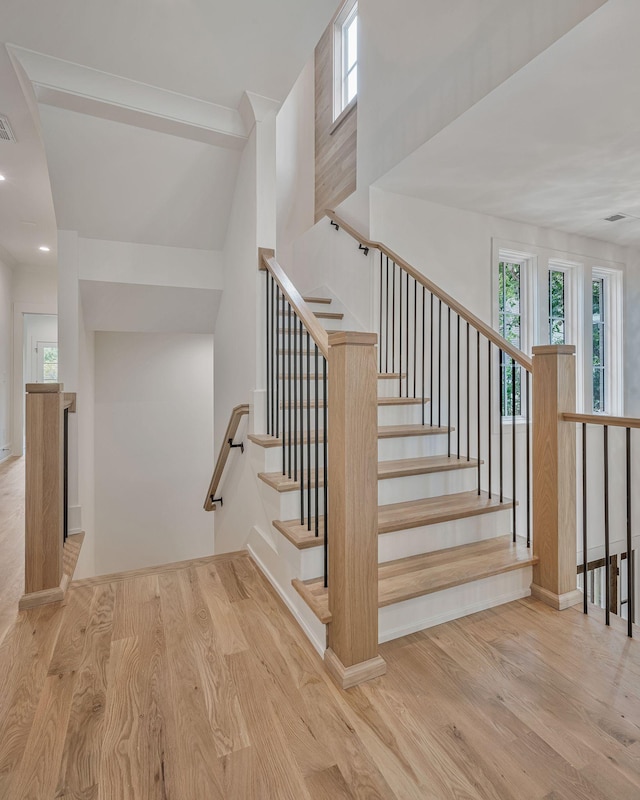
0,259,11,460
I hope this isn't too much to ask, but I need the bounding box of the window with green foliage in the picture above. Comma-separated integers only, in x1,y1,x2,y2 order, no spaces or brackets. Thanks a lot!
42,346,58,382
498,260,522,416
334,0,358,120
548,269,566,345
592,277,605,412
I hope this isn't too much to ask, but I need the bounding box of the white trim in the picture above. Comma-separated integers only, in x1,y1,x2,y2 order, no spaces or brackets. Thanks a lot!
332,0,358,122
246,539,326,657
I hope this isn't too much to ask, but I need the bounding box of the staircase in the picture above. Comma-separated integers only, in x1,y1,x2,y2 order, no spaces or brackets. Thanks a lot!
247,291,537,647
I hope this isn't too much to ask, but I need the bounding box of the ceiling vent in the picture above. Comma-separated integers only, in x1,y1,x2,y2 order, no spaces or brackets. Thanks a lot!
604,213,626,222
0,115,16,143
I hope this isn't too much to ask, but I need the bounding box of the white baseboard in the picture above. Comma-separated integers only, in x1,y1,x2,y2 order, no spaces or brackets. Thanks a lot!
246,540,326,657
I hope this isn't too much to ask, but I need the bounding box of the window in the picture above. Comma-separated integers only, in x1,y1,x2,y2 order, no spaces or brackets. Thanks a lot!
592,276,605,412
548,268,566,345
498,259,523,416
334,0,358,121
37,342,58,383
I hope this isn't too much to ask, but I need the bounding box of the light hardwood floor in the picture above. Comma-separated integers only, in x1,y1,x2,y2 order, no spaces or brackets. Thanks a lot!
0,543,639,798
0,456,25,646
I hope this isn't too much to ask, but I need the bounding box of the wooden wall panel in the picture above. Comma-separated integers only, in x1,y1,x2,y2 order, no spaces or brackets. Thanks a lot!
315,23,357,221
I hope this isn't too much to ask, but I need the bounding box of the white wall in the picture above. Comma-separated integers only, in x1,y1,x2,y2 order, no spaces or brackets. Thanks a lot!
0,258,12,460
276,56,315,271
94,331,214,575
357,0,606,191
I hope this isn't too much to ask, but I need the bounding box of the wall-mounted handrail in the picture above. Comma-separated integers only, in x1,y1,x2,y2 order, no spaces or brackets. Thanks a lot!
325,209,532,371
204,404,249,511
259,248,329,359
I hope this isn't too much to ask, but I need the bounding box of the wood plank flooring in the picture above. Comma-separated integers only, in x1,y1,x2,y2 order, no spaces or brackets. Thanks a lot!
0,457,25,646
0,553,637,798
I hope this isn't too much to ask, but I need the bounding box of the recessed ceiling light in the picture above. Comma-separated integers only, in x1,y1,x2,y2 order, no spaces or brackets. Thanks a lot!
39,246,50,252
0,175,5,181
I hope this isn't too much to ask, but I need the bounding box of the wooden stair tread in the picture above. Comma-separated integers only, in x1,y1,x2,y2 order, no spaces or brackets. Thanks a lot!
259,455,478,493
277,372,402,380
274,490,512,548
248,424,449,448
377,424,451,438
293,536,537,623
280,398,429,409
303,296,332,304
279,310,343,320
378,373,406,380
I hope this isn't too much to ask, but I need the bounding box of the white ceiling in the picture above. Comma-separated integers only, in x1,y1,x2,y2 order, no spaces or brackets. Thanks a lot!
375,0,640,249
39,104,241,250
0,0,336,267
0,47,57,267
0,0,337,110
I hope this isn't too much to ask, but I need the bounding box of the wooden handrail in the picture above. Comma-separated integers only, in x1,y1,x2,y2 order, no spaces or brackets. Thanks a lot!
561,412,640,429
203,404,250,511
325,209,533,372
259,248,329,359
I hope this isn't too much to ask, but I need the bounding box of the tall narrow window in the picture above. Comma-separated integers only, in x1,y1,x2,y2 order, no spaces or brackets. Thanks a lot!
498,260,522,416
548,269,566,344
592,277,605,412
334,0,358,120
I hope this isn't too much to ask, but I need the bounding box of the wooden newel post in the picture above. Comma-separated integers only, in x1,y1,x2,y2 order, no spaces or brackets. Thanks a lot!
22,383,66,606
531,345,582,610
325,331,386,689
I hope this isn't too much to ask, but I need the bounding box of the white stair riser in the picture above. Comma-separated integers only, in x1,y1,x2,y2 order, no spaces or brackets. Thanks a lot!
377,433,451,461
377,403,430,426
378,567,533,643
286,507,514,570
270,468,477,519
378,468,477,505
377,508,514,562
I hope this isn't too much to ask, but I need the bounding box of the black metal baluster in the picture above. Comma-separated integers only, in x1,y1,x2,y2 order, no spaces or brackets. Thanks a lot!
276,286,280,441
467,323,470,461
315,344,319,538
477,331,481,495
627,427,633,636
293,312,298,483
413,279,417,399
323,356,328,589
288,303,292,478
422,286,425,426
511,359,517,540
405,271,409,397
526,370,531,548
386,256,390,373
438,300,442,428
488,340,492,499
498,350,503,502
430,294,434,427
266,272,270,435
604,425,610,627
447,307,451,458
457,314,460,459
392,260,396,375
379,252,383,373
582,422,587,614
271,276,276,436
307,332,311,531
299,319,304,524
399,267,403,398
